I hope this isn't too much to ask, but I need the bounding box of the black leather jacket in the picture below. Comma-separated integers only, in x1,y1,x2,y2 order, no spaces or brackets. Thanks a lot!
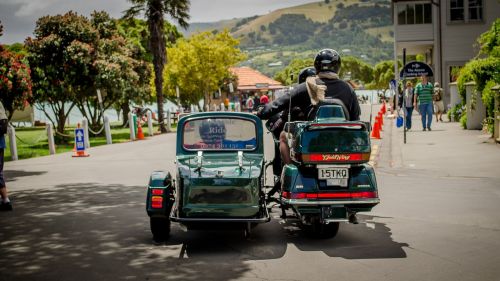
258,78,361,121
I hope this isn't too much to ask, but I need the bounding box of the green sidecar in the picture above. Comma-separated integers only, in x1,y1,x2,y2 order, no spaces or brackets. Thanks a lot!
146,112,270,241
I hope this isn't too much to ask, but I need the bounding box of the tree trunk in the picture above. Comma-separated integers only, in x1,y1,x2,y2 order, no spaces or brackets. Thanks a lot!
121,102,130,127
57,108,67,136
149,0,167,133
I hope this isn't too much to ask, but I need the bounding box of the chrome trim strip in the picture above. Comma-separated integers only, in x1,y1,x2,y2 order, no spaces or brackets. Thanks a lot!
323,219,349,223
281,198,380,206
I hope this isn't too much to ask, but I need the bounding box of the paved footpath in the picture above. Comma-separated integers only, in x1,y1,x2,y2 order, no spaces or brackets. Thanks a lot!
1,112,500,281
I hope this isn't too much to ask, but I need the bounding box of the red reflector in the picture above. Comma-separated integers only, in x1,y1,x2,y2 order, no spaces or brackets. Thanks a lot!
282,191,291,199
285,191,377,200
151,189,164,195
151,196,163,208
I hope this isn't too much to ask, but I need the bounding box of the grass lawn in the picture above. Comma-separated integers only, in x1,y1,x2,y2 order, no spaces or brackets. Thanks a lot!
4,123,177,162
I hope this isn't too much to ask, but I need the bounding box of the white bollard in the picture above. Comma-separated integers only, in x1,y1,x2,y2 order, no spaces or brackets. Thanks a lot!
166,110,172,133
235,103,241,112
82,119,90,148
104,116,112,145
147,111,154,136
46,123,56,155
128,112,135,141
221,103,225,111
7,125,18,161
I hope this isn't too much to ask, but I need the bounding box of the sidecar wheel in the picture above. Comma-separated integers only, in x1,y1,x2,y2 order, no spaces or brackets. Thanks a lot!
150,217,170,242
305,221,339,239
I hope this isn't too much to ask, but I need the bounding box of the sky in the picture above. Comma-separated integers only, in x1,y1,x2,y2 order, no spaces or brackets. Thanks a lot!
0,0,319,44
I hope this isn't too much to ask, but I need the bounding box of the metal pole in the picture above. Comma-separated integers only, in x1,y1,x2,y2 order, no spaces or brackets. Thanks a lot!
128,112,135,141
82,118,90,148
46,123,56,155
403,48,407,144
104,115,112,145
147,110,154,137
7,125,18,161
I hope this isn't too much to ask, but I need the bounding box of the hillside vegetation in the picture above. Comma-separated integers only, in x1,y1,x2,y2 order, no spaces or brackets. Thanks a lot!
183,0,394,76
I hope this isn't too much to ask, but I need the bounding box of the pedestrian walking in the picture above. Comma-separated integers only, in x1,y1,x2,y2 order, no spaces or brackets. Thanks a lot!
414,75,434,131
0,101,12,211
404,81,415,130
433,82,445,122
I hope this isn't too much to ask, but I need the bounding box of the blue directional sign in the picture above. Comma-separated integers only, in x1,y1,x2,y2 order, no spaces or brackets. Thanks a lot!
75,128,85,152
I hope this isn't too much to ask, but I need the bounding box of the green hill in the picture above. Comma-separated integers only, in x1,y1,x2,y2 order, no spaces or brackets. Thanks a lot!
183,0,394,76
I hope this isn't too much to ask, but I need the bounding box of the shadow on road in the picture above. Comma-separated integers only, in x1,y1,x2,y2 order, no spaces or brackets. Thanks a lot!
285,215,409,259
0,183,407,280
4,169,47,182
0,183,251,281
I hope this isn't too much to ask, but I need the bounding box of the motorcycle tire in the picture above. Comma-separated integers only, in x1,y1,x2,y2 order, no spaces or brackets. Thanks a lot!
305,221,340,239
150,217,170,242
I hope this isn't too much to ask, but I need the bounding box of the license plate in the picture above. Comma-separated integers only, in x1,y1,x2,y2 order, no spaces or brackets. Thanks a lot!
318,166,349,187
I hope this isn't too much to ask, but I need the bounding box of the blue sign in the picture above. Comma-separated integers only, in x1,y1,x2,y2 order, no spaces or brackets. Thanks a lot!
389,79,397,90
75,128,85,151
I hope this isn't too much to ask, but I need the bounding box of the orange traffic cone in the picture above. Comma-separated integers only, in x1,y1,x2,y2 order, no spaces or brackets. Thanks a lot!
371,119,381,139
381,101,387,114
378,112,384,126
137,121,145,140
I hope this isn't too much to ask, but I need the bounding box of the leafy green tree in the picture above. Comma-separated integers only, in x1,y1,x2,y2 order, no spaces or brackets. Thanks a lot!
116,18,181,125
26,12,98,134
75,11,152,130
164,30,246,109
457,19,500,133
340,56,373,83
124,0,190,133
367,60,401,91
274,58,314,86
0,21,32,119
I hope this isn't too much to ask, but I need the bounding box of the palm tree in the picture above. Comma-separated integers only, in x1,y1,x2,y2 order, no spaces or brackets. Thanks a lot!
124,0,190,133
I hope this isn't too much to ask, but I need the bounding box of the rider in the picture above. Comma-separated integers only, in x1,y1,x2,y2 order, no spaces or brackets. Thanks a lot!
257,49,361,165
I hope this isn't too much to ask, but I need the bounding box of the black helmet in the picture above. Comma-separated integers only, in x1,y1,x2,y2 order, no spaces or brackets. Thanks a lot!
298,67,316,84
314,49,341,73
199,119,226,144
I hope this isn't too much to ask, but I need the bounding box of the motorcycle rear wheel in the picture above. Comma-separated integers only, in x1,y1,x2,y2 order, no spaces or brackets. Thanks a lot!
305,221,339,239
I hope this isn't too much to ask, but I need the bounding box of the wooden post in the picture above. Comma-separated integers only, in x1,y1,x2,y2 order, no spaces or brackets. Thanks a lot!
7,125,18,161
82,118,90,148
104,116,112,145
46,123,56,155
147,110,154,136
128,112,135,141
166,110,172,133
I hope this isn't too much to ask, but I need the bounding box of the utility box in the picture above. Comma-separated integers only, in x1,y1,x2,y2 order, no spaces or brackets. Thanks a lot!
465,82,486,130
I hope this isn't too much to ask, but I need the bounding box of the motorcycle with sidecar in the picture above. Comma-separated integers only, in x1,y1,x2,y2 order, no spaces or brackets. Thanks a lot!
145,102,379,241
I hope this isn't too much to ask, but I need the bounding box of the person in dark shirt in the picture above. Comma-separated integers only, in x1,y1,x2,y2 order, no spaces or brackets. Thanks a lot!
257,49,361,164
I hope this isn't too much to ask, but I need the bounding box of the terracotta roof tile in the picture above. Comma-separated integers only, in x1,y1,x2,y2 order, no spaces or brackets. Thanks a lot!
230,67,284,90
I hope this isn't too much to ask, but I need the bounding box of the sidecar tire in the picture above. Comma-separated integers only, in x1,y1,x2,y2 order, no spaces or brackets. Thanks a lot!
306,221,339,239
150,217,170,242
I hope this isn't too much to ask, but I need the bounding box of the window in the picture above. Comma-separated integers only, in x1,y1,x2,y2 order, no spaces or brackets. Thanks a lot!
397,3,432,25
468,0,482,21
449,0,482,22
450,0,465,21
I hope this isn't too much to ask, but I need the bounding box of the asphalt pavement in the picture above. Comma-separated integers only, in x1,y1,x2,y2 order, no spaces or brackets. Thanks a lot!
1,110,499,281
